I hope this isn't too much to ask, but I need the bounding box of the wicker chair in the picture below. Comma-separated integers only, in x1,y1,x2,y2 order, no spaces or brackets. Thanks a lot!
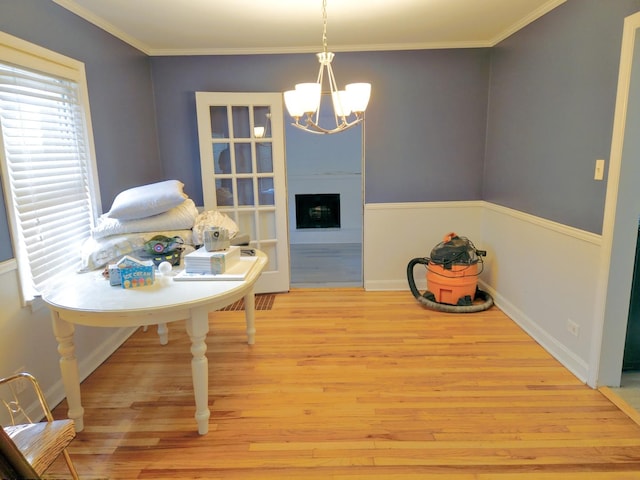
0,372,79,479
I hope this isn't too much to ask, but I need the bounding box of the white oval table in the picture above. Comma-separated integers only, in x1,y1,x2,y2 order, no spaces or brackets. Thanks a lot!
42,252,267,435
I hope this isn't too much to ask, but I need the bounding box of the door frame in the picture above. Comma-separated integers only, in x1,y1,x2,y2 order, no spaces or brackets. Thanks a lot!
592,11,640,386
283,111,366,287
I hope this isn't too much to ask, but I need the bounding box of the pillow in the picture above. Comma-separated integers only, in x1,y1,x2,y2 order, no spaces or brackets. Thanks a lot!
93,198,199,239
105,180,187,220
192,210,240,245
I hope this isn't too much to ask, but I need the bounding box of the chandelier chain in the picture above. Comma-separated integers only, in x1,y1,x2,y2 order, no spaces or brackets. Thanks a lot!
322,0,328,54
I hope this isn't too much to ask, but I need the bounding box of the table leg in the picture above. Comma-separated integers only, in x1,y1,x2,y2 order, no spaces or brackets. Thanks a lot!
157,323,169,345
186,307,210,435
244,288,256,345
50,312,85,432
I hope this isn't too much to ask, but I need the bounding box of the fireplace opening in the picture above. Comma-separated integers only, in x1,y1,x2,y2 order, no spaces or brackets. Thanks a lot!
295,193,340,229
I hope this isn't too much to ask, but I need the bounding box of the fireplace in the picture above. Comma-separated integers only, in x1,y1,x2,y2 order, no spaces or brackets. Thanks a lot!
295,193,340,229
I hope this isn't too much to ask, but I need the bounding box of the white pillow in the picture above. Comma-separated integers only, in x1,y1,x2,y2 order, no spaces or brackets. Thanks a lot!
93,198,199,239
106,180,187,220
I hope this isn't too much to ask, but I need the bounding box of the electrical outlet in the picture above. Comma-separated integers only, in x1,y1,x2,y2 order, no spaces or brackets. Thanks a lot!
594,159,605,180
13,368,28,394
567,319,580,337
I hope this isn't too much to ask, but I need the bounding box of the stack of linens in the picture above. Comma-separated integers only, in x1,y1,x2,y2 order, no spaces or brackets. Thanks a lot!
79,180,198,272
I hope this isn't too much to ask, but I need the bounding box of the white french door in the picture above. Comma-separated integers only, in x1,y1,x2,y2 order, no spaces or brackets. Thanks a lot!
195,92,289,293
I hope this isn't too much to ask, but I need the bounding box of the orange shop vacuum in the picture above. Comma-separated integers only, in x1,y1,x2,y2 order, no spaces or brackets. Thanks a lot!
407,232,493,313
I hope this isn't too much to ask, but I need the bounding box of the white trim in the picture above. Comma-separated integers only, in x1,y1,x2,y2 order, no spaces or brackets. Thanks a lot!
365,200,483,211
483,202,602,246
0,31,84,80
490,0,568,45
147,42,494,57
481,279,589,383
0,258,16,275
52,0,150,55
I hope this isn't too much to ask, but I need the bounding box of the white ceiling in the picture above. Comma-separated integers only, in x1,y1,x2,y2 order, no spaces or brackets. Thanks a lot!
53,0,566,56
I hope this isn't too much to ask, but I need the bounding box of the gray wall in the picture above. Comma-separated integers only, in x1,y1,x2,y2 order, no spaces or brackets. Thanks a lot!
364,49,489,203
150,49,491,206
0,0,161,212
0,181,11,261
484,0,640,234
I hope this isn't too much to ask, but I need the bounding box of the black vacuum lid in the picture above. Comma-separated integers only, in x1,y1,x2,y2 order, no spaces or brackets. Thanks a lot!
430,234,479,267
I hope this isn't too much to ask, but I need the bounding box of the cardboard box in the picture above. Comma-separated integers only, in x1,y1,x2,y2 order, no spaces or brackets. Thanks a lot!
109,255,155,288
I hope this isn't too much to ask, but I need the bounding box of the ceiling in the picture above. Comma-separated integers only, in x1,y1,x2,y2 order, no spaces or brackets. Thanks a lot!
53,0,566,56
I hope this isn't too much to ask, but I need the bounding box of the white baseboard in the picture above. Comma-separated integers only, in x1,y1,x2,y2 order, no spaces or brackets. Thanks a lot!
479,281,589,383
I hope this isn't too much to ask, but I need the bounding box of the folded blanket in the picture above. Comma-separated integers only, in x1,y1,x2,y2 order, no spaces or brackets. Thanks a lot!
79,229,195,272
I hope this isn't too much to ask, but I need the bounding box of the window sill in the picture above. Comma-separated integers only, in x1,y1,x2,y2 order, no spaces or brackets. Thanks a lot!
29,296,48,314
0,259,45,312
0,258,17,275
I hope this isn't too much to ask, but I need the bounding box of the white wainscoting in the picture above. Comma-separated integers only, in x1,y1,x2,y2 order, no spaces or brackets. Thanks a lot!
481,203,601,383
363,201,483,291
364,201,603,383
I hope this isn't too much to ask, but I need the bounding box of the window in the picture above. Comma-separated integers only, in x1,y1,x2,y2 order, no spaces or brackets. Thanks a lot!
0,33,99,303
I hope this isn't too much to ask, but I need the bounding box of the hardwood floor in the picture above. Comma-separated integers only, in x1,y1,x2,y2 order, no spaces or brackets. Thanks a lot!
47,289,640,479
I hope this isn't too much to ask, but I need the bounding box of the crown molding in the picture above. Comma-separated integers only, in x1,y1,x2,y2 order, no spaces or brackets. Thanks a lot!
52,0,152,55
146,41,494,57
490,0,567,45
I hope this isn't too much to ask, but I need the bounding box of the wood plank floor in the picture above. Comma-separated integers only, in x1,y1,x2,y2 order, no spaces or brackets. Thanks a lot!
47,289,640,479
290,243,362,288
611,372,640,412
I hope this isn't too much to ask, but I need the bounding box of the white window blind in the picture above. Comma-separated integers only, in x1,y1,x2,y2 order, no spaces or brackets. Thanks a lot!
0,62,95,301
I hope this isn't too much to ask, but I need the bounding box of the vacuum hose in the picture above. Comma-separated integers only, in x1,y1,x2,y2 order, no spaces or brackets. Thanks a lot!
407,257,494,313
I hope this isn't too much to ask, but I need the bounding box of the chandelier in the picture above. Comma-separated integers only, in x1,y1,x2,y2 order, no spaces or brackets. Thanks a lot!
284,0,371,135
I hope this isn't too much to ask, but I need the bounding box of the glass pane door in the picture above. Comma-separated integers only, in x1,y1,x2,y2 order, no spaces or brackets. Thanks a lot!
196,93,289,293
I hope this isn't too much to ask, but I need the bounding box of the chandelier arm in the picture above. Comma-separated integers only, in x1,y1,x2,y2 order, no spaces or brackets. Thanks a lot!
314,62,325,126
325,62,348,122
325,62,338,94
291,115,363,135
290,123,325,135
